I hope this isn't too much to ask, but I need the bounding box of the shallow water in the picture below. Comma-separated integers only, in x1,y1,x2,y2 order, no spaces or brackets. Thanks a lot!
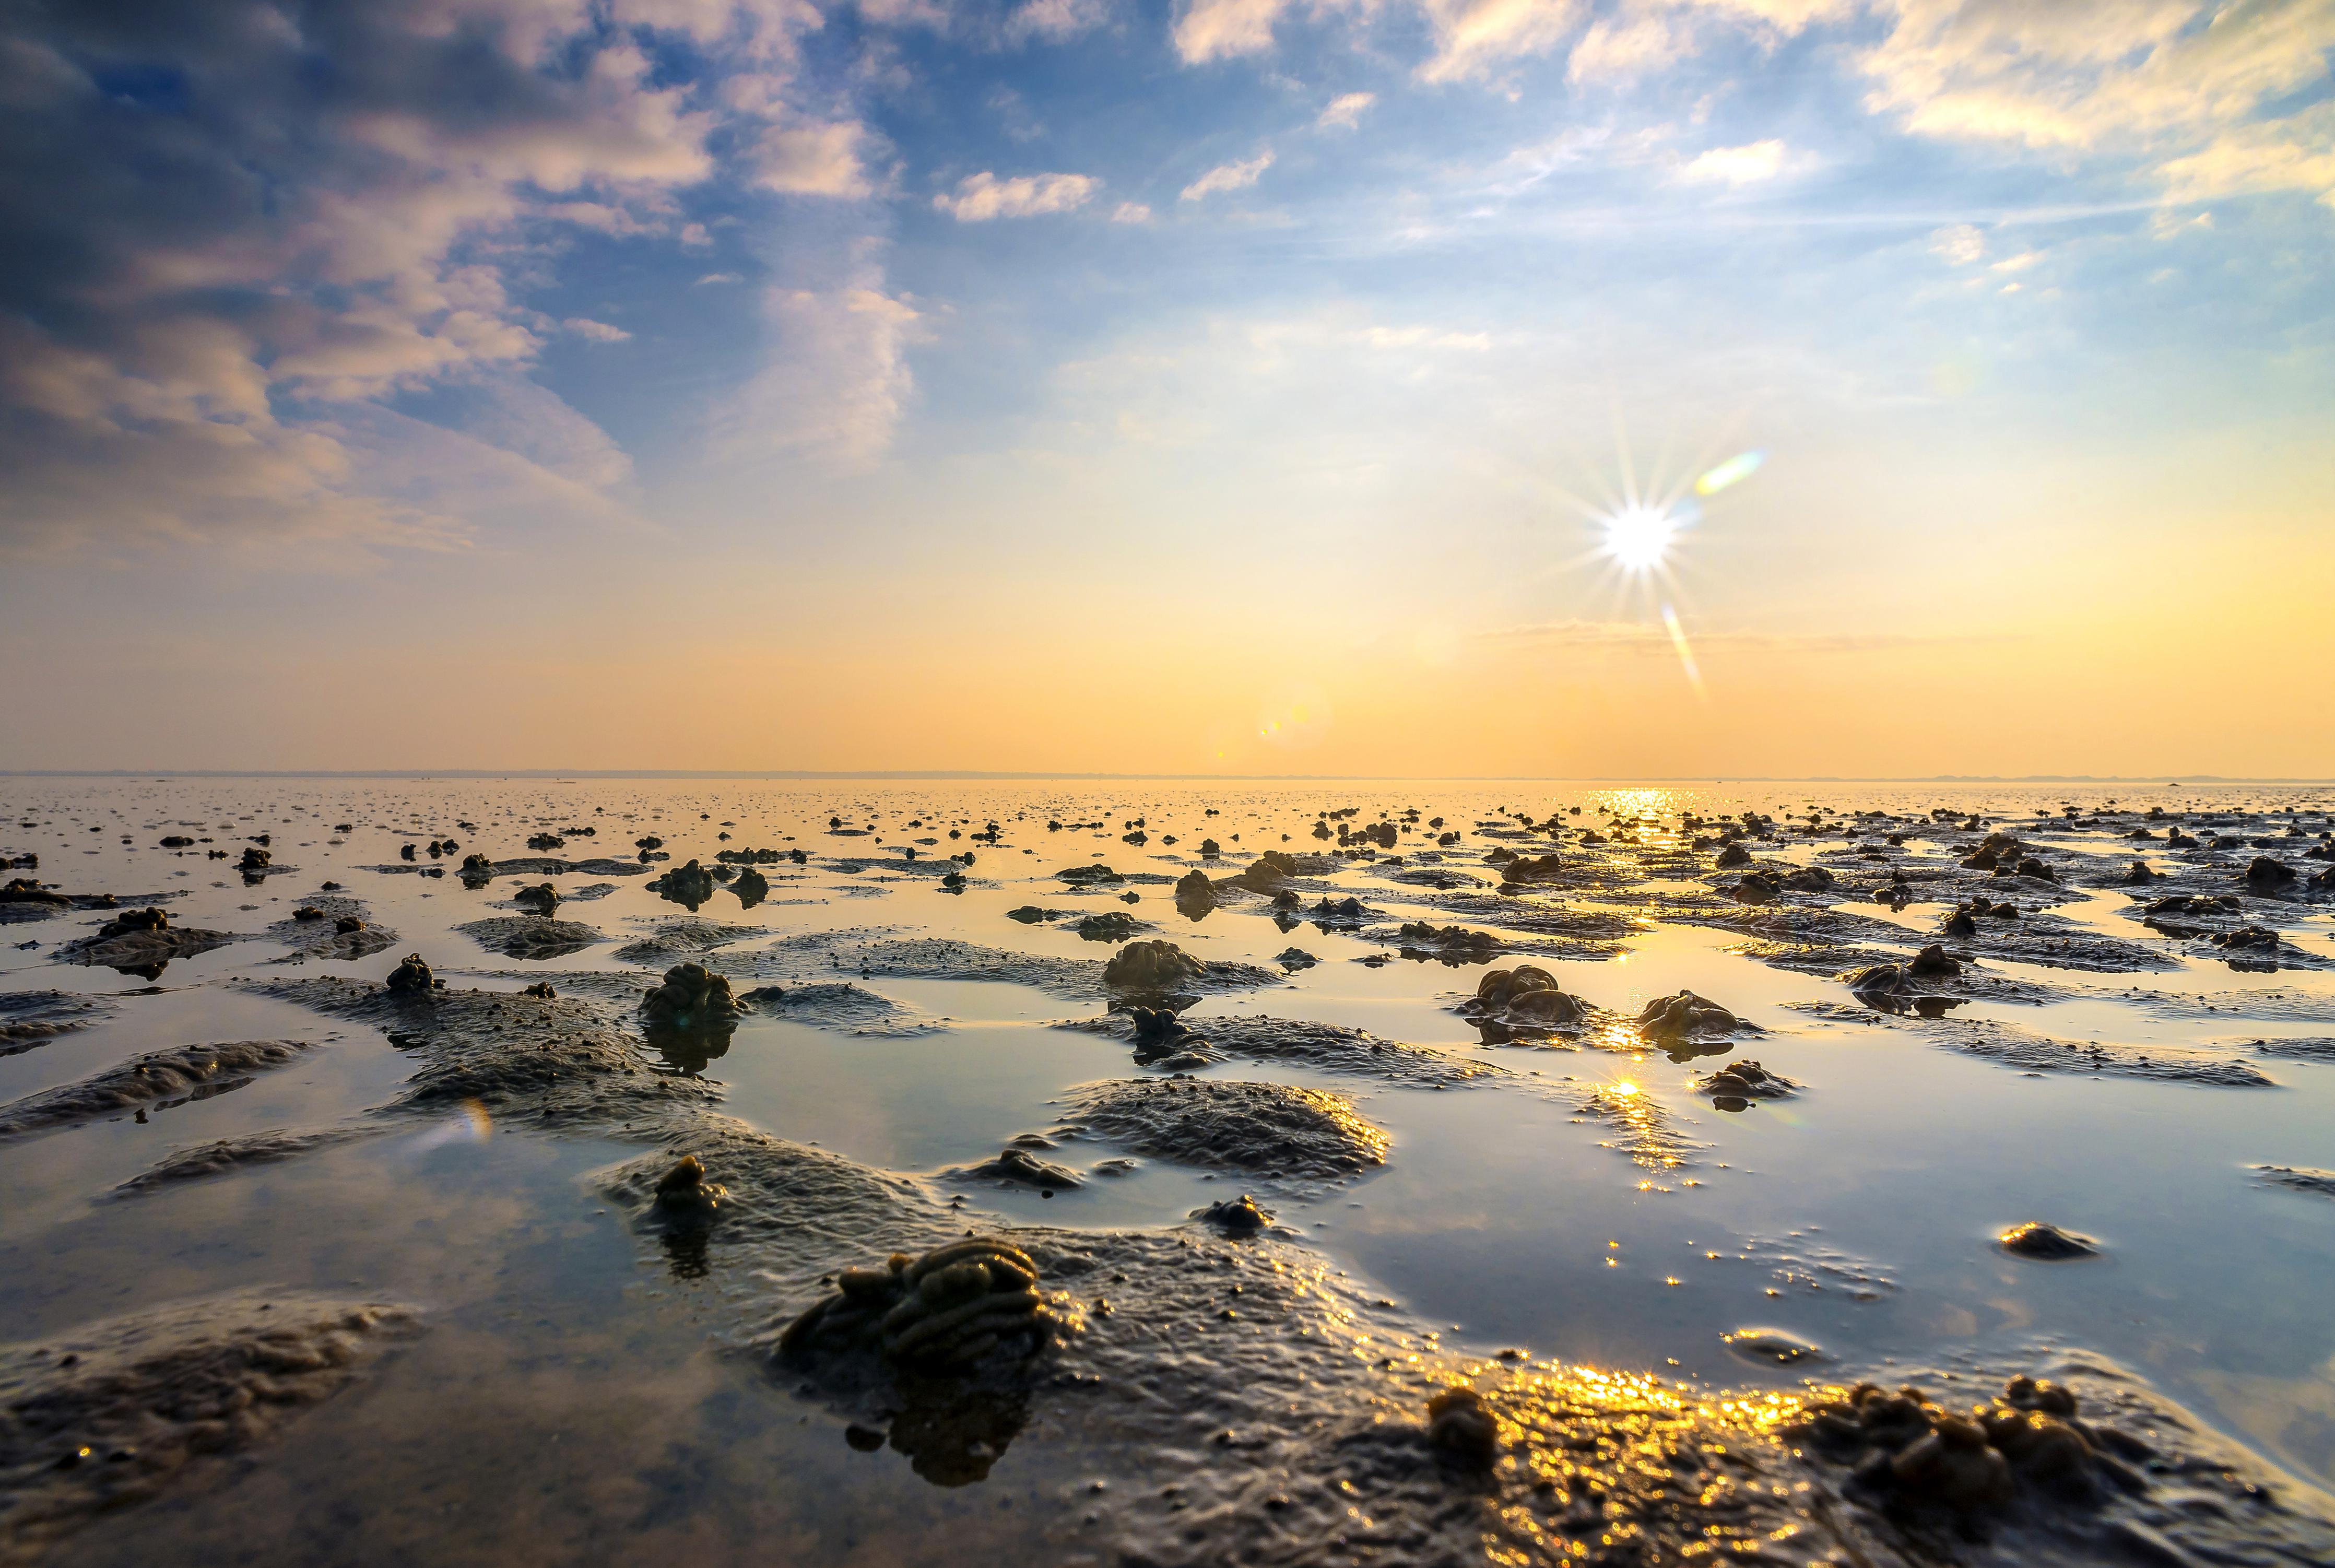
4,776,2333,1563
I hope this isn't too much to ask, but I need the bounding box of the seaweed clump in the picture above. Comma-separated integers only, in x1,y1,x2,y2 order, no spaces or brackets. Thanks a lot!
777,1237,1072,1372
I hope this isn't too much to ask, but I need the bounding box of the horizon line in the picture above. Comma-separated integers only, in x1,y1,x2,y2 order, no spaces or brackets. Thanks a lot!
3,770,2331,786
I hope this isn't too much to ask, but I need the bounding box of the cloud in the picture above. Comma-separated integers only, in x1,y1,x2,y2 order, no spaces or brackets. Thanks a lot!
1008,0,1113,41
1172,0,1300,62
1566,10,1689,81
1112,202,1156,223
1928,222,1986,264
749,120,876,197
563,319,634,343
1416,0,1586,82
1858,0,2335,205
1317,91,1377,128
1674,138,1794,185
0,0,727,554
718,278,925,468
695,272,747,285
1181,152,1276,201
934,171,1102,220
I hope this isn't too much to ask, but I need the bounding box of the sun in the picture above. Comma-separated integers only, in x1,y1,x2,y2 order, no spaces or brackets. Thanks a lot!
1602,504,1678,573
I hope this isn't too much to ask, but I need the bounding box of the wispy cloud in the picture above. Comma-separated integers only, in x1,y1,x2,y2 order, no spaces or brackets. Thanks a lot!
1317,91,1377,129
1181,152,1275,202
934,170,1102,221
1674,139,1796,186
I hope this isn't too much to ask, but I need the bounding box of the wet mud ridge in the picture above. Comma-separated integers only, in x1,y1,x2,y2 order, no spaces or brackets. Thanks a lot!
0,1293,418,1568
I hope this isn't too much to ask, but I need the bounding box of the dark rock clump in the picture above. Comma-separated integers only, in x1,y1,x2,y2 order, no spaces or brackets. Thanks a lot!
1999,1221,2101,1260
1103,939,1207,992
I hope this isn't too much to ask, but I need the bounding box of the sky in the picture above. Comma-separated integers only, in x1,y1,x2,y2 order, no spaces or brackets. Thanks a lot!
1,0,2330,777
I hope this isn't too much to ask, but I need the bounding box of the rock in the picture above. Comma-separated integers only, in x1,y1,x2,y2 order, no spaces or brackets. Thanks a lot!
653,1153,728,1216
1728,871,1779,905
384,953,437,994
1788,1373,2143,1515
1104,939,1206,992
1636,991,1743,1044
1275,947,1317,971
1702,1059,1797,1106
238,847,271,871
1465,965,1587,1026
2245,856,2297,887
1943,907,1978,937
953,1147,1083,1190
1908,943,1962,977
512,882,559,913
1425,1387,1500,1469
648,859,717,909
1721,1328,1825,1366
731,866,769,907
1173,869,1216,912
1194,1193,1272,1233
1714,843,1752,868
1998,1221,2101,1260
2014,856,2056,882
1075,911,1145,944
95,906,169,940
640,962,744,1029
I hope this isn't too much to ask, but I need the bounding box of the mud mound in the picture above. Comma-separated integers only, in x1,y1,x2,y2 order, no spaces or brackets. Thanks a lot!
244,976,719,1130
0,1040,313,1143
454,916,607,961
0,1292,418,1566
0,991,114,1054
1057,1078,1390,1181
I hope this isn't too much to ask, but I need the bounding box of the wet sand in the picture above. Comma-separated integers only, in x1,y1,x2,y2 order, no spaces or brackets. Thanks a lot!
4,778,2333,1565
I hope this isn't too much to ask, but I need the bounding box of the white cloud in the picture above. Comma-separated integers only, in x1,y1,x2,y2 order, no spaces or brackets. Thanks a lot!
1181,152,1275,201
1112,201,1155,223
718,276,924,469
563,317,633,342
695,271,746,285
1008,0,1112,41
1990,250,2044,274
1859,0,2335,205
1566,10,1687,81
1317,91,1377,128
933,171,1102,221
1416,0,1585,83
1928,222,1985,264
1674,138,1791,185
1172,0,1300,62
749,120,875,197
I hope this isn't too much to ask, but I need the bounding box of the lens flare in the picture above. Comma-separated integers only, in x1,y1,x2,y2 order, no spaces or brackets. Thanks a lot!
1601,505,1678,572
1661,603,1707,701
1695,450,1764,496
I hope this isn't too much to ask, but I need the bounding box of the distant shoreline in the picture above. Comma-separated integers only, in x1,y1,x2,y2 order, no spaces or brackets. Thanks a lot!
3,771,2329,785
